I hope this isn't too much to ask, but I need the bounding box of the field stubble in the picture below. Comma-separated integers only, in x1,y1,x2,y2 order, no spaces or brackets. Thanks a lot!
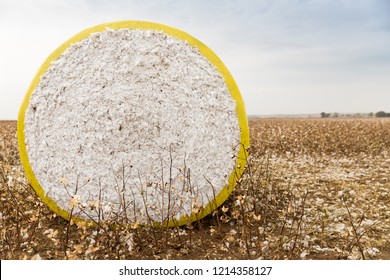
0,118,389,259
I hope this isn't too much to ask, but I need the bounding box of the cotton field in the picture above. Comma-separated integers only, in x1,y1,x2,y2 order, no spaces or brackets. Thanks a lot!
1,118,389,259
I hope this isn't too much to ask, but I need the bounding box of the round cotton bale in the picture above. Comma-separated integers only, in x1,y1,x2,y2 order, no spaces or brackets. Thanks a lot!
18,21,249,227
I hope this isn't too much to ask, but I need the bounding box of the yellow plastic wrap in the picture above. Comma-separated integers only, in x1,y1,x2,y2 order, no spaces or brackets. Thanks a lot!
18,21,250,227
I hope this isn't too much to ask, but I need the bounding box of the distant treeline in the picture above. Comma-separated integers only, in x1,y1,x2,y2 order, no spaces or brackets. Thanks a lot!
320,111,390,118
375,111,390,118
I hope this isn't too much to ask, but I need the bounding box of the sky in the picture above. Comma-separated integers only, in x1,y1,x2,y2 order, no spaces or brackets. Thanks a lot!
0,0,389,119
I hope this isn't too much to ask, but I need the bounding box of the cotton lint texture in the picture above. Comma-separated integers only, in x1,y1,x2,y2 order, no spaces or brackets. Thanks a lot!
24,28,240,223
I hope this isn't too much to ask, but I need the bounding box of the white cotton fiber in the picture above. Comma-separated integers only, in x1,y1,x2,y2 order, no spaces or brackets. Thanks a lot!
24,28,240,223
